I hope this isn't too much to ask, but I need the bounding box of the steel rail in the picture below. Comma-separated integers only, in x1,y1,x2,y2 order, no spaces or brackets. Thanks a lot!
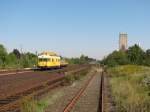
98,72,104,112
63,73,96,112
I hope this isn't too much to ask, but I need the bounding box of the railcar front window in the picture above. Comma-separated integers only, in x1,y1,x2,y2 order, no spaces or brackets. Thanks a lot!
39,58,48,62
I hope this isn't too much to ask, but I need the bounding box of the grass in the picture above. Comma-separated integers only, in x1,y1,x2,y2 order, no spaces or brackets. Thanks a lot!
63,69,89,85
108,65,150,112
20,91,63,112
20,96,51,112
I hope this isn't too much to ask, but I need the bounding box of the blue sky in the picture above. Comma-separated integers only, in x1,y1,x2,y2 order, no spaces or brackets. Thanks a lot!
0,0,150,59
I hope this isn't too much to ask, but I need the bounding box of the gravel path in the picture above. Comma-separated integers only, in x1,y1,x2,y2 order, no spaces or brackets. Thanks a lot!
45,68,100,112
71,72,101,112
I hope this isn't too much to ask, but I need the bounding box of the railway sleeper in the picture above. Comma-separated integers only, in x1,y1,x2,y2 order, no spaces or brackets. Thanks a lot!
0,97,20,105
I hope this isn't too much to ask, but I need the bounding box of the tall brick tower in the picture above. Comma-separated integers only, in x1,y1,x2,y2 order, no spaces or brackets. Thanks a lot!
119,32,128,51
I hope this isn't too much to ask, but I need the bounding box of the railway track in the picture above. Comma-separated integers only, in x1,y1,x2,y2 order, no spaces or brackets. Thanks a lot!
0,65,89,112
62,71,104,112
0,65,88,76
0,69,33,76
0,76,64,112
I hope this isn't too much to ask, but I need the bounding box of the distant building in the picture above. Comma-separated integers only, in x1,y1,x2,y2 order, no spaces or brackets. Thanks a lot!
119,32,128,51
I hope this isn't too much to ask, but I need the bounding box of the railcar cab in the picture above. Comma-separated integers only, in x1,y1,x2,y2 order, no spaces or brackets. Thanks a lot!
38,52,61,69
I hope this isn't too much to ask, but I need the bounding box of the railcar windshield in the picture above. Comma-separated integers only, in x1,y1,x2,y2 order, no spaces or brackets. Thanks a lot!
38,58,48,62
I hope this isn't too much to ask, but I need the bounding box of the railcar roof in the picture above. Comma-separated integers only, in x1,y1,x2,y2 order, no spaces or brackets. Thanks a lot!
38,55,60,59
39,51,58,56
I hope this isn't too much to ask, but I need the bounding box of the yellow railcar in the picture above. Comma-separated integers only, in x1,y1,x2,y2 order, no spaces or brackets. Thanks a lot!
38,52,61,69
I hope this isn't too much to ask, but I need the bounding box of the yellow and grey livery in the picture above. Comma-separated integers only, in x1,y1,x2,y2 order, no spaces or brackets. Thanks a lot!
38,51,68,69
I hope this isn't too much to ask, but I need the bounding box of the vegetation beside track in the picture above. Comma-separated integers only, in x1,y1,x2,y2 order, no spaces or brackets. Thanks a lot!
108,65,150,112
20,92,63,112
63,68,89,85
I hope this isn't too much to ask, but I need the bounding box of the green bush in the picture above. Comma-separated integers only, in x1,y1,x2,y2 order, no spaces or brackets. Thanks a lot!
0,44,37,69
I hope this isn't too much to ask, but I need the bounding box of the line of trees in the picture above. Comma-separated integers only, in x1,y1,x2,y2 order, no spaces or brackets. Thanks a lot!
64,54,97,64
0,44,37,69
101,44,150,67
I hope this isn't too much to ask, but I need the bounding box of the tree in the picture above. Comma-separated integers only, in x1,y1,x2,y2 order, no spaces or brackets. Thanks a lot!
101,50,128,67
80,55,89,64
112,50,128,65
146,49,150,56
18,52,37,68
127,44,144,65
143,49,150,66
13,49,21,59
101,44,146,67
66,54,96,64
0,44,7,68
6,53,17,67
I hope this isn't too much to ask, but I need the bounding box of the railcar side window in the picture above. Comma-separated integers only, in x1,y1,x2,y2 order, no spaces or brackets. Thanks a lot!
48,59,51,62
